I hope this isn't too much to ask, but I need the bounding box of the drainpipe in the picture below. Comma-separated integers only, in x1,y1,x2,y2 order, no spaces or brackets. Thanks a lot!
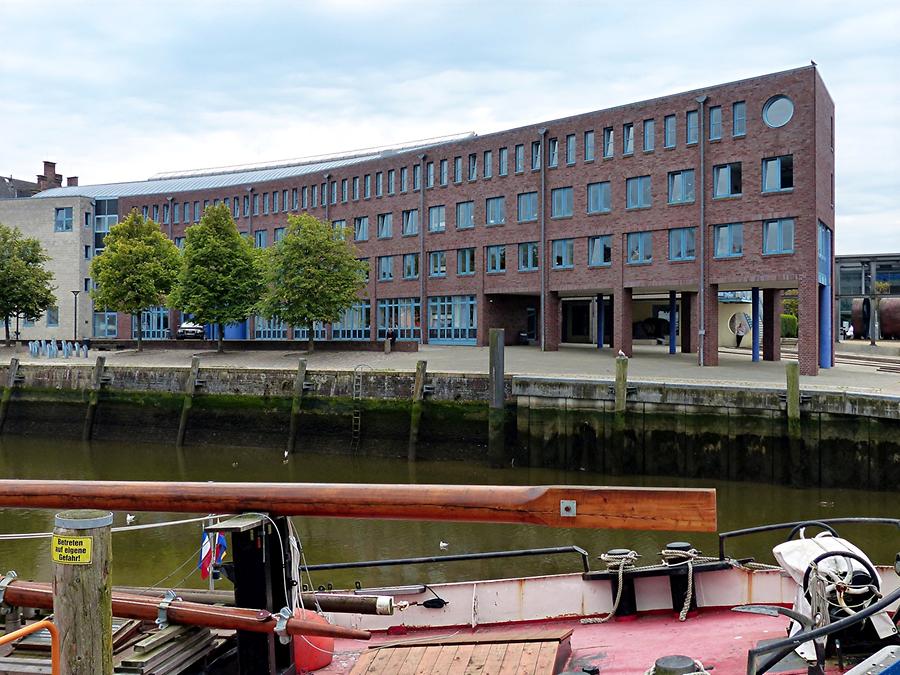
418,154,427,343
323,173,330,221
538,128,548,350
695,96,708,366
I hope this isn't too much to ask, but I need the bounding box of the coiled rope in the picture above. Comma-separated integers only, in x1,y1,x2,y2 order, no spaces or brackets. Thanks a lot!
580,550,640,624
659,548,717,622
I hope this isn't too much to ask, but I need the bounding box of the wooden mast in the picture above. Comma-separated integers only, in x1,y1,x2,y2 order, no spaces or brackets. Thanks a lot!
0,480,717,532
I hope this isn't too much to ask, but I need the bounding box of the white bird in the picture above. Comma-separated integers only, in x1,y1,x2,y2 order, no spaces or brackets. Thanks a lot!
618,349,627,358
125,514,136,525
439,541,449,551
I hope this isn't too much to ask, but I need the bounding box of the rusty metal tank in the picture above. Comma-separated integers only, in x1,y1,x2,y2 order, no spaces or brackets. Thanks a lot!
851,297,900,339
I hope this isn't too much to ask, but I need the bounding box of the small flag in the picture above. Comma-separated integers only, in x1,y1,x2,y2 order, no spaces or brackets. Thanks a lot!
198,531,227,580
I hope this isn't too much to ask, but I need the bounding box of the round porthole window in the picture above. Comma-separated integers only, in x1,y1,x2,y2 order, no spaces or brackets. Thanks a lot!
763,95,794,128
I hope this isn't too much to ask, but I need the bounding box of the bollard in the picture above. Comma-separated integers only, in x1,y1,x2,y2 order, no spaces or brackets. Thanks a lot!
52,509,113,675
82,356,106,442
614,355,628,414
785,361,800,436
407,360,427,462
176,356,201,449
488,329,506,467
0,358,21,435
285,358,307,455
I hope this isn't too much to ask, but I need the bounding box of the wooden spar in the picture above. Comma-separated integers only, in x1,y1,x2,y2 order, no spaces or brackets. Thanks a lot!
0,479,717,532
1,580,370,640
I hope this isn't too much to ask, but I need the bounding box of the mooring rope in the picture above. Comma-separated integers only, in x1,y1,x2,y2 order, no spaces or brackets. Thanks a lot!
0,514,228,541
580,550,640,624
659,548,717,622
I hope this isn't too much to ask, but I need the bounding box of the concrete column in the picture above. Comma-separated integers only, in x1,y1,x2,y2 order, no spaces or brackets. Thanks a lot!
819,283,832,369
681,292,695,353
668,291,677,355
751,287,760,362
701,284,719,366
797,279,820,376
762,289,782,362
596,293,604,349
613,288,633,357
543,292,561,351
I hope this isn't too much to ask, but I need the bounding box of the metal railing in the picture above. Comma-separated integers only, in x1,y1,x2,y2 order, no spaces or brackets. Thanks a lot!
0,619,59,675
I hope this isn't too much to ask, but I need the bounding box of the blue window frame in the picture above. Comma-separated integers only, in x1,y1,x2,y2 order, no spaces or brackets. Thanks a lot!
439,159,448,186
668,227,696,261
588,235,612,267
587,182,611,214
552,239,574,269
364,174,371,198
428,205,446,232
429,250,447,277
732,101,746,137
468,153,477,180
254,229,267,248
263,193,270,214
515,144,524,173
623,123,634,155
355,216,369,241
332,301,371,340
375,172,383,197
54,207,73,232
686,110,699,144
713,163,742,198
485,197,505,225
377,298,420,340
274,227,285,243
551,187,573,218
763,218,795,254
387,170,395,194
627,231,653,264
668,169,695,204
626,175,652,209
499,147,508,176
427,295,477,344
566,134,576,165
603,127,614,158
456,201,474,229
400,167,408,192
483,150,492,178
584,131,595,161
351,178,359,201
714,223,743,258
518,242,539,271
762,155,793,192
453,157,462,183
402,253,419,280
531,141,541,170
254,315,288,340
402,209,418,236
665,114,676,148
547,138,558,167
378,255,394,281
709,106,722,140
46,306,59,327
426,163,434,187
643,119,654,152
517,192,538,222
487,245,506,273
457,248,475,275
378,213,393,239
293,322,326,341
413,164,421,190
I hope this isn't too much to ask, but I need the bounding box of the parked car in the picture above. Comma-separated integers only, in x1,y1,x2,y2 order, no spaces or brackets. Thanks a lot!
174,322,205,340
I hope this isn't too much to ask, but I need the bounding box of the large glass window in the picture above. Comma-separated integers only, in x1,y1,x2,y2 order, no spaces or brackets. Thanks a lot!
457,248,476,275
428,205,446,232
402,253,419,279
427,295,477,344
332,301,371,340
713,163,742,198
626,175,652,209
668,227,696,261
377,298,421,340
254,315,288,340
517,192,538,222
714,223,743,258
487,245,506,273
552,239,574,269
402,209,418,236
627,231,653,264
587,181,611,214
485,197,505,225
667,169,695,204
550,187,573,218
763,218,795,254
588,235,612,267
93,199,118,253
355,216,369,241
762,155,794,192
429,250,447,277
378,255,394,280
54,207,73,232
456,201,474,229
518,242,539,271
46,306,59,327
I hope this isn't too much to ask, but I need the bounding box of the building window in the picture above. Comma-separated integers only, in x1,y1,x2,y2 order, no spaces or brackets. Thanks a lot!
429,250,447,277
46,306,59,327
626,175,652,209
281,189,287,210
531,141,541,170
517,192,538,222
456,201,474,229
387,169,396,194
584,130,595,161
54,207,73,232
763,218,795,254
518,242,539,271
588,235,612,267
274,227,285,243
453,157,462,183
273,191,280,213
664,114,676,148
292,188,298,210
487,245,506,273
668,169,695,204
733,101,746,137
355,216,369,241
565,134,576,165
714,223,743,258
413,164,421,190
254,230,268,248
427,295,477,343
457,248,476,275
468,153,477,181
84,245,91,259
364,174,372,199
439,159,448,186
263,193,270,214
313,185,320,207
375,172,383,197
763,95,794,128
623,123,634,155
351,177,359,201
84,277,91,291
485,196,505,225
483,150,492,178
174,237,185,249
400,167,408,192
243,196,250,216
340,179,348,203
548,137,559,167
709,106,722,140
332,301,371,340
376,298,420,340
713,163,742,198
377,213,393,239
196,201,203,221
669,227,696,261
426,163,434,188
142,206,148,219
378,256,394,281
402,209,418,236
151,204,159,221
428,205,446,232
320,183,326,204
161,203,169,223
603,127,614,158
498,147,508,176
686,110,699,144
552,239,574,269
333,219,347,237
762,155,794,192
637,120,652,154
627,231,653,264
550,187,574,218
173,203,181,224
515,144,525,173
587,181,611,214
402,253,419,280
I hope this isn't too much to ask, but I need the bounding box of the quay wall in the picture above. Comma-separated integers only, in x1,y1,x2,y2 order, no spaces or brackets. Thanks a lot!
0,363,897,490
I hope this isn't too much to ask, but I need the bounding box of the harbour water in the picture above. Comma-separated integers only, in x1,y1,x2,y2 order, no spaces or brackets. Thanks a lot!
0,436,896,592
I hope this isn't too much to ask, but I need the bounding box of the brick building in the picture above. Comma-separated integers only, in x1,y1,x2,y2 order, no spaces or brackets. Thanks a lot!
34,65,835,374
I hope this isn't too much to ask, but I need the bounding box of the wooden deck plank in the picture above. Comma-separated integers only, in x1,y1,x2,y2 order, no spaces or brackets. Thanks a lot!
396,645,428,675
362,647,395,674
382,647,414,674
374,627,573,649
414,645,444,675
350,649,377,674
479,643,508,675
518,640,542,674
497,641,525,674
462,644,492,675
430,645,460,675
533,642,559,674
447,643,476,674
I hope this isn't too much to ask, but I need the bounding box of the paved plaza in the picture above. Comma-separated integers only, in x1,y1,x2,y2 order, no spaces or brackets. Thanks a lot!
5,342,899,396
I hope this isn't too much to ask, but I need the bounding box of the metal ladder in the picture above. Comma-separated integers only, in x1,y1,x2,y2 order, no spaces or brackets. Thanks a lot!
350,365,371,452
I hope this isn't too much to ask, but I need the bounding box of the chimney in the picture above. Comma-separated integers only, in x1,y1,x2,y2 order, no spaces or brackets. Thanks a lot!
67,176,78,187
43,160,56,177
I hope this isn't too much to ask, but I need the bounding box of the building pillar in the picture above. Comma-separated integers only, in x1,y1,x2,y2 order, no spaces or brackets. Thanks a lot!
613,288,633,357
819,283,832,369
596,293,604,349
701,284,719,366
798,279,820,376
543,292,560,351
681,292,695,353
751,287,760,362
762,289,782,362
668,291,677,354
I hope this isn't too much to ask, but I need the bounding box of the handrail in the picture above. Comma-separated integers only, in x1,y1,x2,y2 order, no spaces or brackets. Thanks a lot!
0,619,59,675
718,517,900,560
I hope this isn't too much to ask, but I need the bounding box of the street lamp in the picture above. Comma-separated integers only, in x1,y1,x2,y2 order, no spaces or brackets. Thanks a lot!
71,290,80,341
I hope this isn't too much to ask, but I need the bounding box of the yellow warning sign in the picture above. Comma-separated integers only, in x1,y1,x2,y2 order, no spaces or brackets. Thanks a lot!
51,535,93,565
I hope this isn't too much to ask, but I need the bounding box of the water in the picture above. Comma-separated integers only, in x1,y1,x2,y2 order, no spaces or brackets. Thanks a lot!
0,436,896,592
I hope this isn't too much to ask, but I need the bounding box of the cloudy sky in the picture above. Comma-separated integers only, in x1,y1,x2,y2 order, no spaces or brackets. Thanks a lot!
2,0,898,253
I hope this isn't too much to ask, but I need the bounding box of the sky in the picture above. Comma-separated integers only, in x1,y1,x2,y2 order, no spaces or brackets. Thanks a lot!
1,0,898,254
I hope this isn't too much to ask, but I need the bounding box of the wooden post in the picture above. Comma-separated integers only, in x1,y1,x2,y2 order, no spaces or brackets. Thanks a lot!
488,329,506,467
82,356,106,442
785,361,800,436
176,357,200,449
0,357,20,434
614,355,628,414
407,360,427,462
285,358,307,455
52,509,113,675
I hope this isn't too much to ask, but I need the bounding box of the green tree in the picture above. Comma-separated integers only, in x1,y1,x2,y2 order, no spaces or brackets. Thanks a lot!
89,210,181,352
0,223,56,346
170,203,262,353
257,213,367,352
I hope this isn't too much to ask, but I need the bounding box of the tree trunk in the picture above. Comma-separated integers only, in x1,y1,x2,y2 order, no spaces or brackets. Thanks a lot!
307,326,314,353
217,323,224,354
135,313,143,352
4,316,9,348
